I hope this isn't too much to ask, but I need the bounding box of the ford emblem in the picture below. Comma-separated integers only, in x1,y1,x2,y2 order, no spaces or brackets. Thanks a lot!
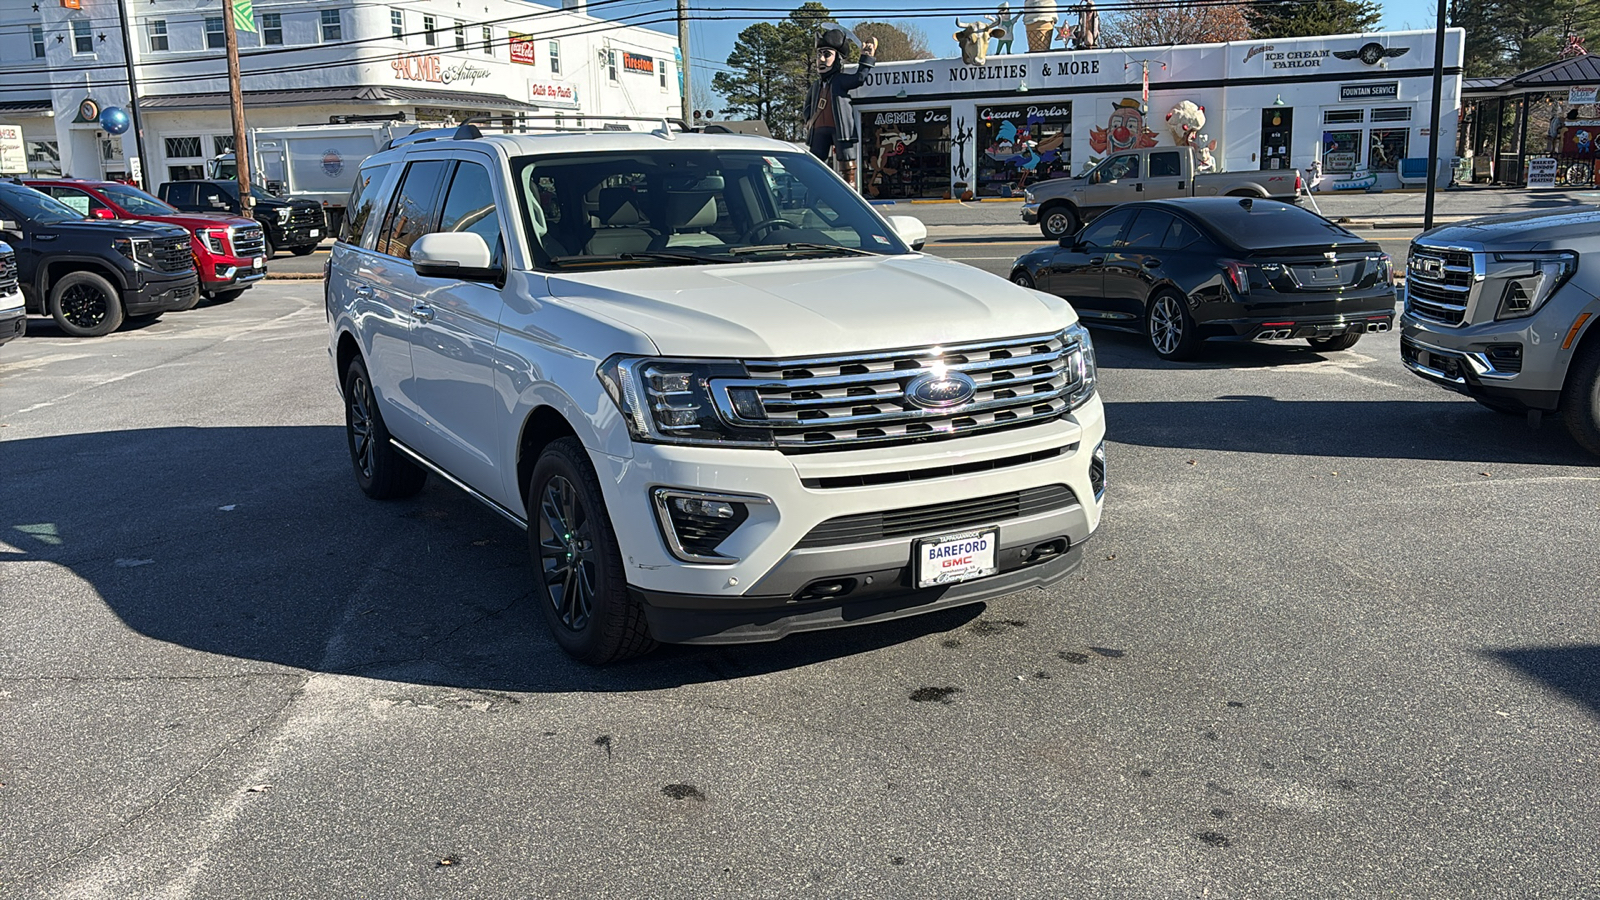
906,370,978,409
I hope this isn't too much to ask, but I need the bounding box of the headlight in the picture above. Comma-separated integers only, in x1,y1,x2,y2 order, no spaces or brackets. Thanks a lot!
1064,322,1097,410
598,356,770,446
275,208,291,225
113,237,154,266
1024,190,1036,204
201,228,228,255
1491,251,1576,320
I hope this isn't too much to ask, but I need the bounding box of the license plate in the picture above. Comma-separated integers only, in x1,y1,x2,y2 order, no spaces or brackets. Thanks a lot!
1309,266,1340,283
253,256,264,268
309,229,320,238
916,529,999,588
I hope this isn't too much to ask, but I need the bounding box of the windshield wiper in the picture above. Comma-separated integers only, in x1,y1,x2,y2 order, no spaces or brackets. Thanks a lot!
548,251,737,267
728,242,876,258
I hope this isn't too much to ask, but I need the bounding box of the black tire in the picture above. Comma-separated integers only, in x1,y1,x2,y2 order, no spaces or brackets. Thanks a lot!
291,245,318,256
209,289,247,304
1146,290,1201,360
1475,397,1524,416
1307,333,1362,352
1011,269,1036,289
261,236,275,259
1039,204,1078,241
343,358,427,500
48,271,124,337
1560,342,1600,456
528,437,655,665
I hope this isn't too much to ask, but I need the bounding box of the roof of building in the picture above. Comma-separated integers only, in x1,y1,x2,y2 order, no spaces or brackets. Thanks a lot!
1508,53,1600,88
1462,77,1507,94
140,86,539,111
0,98,53,113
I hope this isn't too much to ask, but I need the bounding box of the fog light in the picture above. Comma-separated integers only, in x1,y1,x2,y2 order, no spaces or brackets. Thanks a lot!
1089,441,1106,501
651,488,767,564
672,496,736,519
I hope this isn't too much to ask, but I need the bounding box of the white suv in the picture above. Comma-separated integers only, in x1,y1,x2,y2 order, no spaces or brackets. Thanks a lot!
327,123,1105,663
0,239,22,345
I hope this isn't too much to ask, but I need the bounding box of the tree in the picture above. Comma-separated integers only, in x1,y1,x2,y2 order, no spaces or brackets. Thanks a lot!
1246,0,1380,39
851,21,933,61
1100,4,1253,47
1450,0,1595,77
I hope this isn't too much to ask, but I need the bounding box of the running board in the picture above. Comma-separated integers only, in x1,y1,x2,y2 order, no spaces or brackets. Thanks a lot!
390,439,529,531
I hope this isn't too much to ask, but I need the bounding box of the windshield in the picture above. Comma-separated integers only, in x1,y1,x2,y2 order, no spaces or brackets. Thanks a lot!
511,148,908,269
209,181,279,203
0,183,84,224
101,183,179,216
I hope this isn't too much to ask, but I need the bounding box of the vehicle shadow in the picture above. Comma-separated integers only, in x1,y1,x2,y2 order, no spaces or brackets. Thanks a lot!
1104,394,1596,465
1088,326,1366,371
1,426,982,694
1484,646,1600,719
19,314,170,338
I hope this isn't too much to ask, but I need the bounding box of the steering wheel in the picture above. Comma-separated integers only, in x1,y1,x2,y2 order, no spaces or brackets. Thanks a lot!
740,217,792,244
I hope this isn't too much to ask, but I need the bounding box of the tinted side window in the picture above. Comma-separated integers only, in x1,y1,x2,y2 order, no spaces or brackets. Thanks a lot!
1162,216,1202,250
165,183,196,207
437,162,504,267
377,160,449,260
1123,210,1171,248
341,163,390,246
1103,155,1139,181
1148,151,1181,178
1079,210,1132,248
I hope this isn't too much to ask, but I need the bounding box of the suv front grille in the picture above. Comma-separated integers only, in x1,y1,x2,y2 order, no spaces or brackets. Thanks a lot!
153,236,195,273
289,206,322,229
724,332,1083,452
232,225,265,258
0,249,17,296
1405,245,1478,325
796,484,1079,548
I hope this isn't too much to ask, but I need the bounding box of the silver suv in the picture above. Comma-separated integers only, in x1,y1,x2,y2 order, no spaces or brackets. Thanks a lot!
1400,209,1600,453
326,123,1105,663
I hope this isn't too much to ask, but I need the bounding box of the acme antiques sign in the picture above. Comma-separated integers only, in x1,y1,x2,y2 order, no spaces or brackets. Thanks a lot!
392,54,492,85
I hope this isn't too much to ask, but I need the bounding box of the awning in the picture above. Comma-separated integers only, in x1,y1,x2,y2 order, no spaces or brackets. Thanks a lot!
139,85,539,112
0,98,54,114
1510,54,1600,89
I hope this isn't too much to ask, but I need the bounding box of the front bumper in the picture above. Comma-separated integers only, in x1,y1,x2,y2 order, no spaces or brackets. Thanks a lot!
1020,201,1040,224
202,256,267,292
591,398,1106,643
275,224,322,248
126,272,199,315
0,301,24,345
1399,302,1584,410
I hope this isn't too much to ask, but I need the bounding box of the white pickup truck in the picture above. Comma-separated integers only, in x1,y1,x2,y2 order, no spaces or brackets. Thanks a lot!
1022,146,1305,239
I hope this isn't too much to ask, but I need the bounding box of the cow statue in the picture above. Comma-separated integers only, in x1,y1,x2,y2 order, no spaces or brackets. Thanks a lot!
955,19,1005,66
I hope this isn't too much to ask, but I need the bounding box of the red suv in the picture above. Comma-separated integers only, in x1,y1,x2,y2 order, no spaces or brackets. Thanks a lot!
26,179,266,306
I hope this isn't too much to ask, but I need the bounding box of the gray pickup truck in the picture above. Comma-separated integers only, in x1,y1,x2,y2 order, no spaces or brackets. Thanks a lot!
1021,146,1305,239
1400,209,1600,454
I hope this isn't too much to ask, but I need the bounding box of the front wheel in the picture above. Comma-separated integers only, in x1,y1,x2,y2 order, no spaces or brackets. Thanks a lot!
261,236,276,259
528,437,655,664
1039,205,1078,241
1147,291,1201,360
1560,343,1600,456
343,358,427,500
1011,269,1036,289
48,271,124,337
291,245,318,257
1307,333,1362,352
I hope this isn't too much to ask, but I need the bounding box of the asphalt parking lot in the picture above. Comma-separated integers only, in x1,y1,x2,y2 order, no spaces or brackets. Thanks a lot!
4,253,1599,896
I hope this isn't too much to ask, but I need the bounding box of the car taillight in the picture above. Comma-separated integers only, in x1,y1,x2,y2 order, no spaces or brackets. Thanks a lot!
1295,173,1304,192
1223,261,1254,296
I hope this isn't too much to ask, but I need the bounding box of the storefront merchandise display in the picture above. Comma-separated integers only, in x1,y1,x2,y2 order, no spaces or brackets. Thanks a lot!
977,104,1070,195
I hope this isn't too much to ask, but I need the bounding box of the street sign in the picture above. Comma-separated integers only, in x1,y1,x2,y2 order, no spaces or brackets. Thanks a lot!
1527,157,1558,188
1570,87,1598,106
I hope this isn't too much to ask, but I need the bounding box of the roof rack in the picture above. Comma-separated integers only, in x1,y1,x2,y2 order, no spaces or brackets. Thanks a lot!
381,115,694,150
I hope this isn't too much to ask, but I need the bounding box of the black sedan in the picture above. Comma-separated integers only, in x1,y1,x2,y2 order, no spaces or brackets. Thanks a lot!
1010,198,1398,360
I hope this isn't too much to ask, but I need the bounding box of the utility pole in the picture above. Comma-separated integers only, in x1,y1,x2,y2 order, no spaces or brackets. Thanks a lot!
113,0,151,192
1423,0,1447,230
223,0,254,212
677,0,692,119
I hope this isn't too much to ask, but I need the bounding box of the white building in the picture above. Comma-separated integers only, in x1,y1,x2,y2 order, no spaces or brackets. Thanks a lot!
848,29,1466,198
0,0,683,185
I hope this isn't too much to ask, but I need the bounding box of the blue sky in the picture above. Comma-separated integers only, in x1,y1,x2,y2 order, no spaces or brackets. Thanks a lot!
628,0,1443,109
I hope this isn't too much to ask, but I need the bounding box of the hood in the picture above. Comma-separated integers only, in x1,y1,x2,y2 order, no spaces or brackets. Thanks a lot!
547,254,1079,358
1419,208,1600,250
53,219,190,240
135,212,257,231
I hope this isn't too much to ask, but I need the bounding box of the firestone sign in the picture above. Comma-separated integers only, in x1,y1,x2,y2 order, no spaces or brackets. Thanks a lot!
622,52,654,75
391,54,492,85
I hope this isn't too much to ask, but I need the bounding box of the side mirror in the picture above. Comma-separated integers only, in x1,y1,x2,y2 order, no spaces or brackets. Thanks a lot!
1058,235,1081,249
91,208,117,220
886,214,927,251
412,232,500,283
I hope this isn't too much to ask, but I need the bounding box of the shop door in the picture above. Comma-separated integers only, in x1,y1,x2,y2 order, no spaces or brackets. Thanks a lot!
1261,109,1293,171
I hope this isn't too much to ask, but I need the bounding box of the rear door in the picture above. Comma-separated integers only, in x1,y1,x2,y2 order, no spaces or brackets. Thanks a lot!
400,154,510,494
1141,150,1188,199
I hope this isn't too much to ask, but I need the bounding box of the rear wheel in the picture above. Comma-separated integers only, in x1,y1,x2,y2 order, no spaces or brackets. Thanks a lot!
1307,333,1362,352
291,245,318,256
1560,343,1600,456
343,358,427,499
48,271,123,337
528,437,655,664
261,236,276,259
1147,291,1201,360
1039,204,1078,241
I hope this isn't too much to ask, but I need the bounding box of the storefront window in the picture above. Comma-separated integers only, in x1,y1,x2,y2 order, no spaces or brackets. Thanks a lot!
1321,130,1363,173
1369,129,1408,172
976,103,1071,197
860,108,952,200
1260,108,1293,171
27,140,61,175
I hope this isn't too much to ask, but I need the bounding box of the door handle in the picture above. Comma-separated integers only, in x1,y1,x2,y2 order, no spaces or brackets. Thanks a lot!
1089,257,1104,266
411,303,435,322
1142,258,1161,268
352,283,373,298
36,233,57,241
1178,181,1186,190
1135,183,1144,192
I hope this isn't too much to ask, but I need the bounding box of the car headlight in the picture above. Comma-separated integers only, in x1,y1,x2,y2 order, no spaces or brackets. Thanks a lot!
1024,190,1036,204
275,208,291,225
599,356,771,446
113,237,154,267
201,228,228,255
1064,322,1097,410
1491,251,1576,320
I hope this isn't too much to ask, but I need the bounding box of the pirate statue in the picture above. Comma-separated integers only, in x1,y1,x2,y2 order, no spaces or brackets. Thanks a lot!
804,27,878,187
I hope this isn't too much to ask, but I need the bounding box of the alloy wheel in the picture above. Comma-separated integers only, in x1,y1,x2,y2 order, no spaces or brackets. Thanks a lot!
1150,296,1184,356
538,475,596,631
349,373,376,479
61,283,108,330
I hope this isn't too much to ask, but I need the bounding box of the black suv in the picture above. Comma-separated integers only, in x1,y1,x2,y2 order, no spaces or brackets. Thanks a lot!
157,180,323,259
0,181,198,337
